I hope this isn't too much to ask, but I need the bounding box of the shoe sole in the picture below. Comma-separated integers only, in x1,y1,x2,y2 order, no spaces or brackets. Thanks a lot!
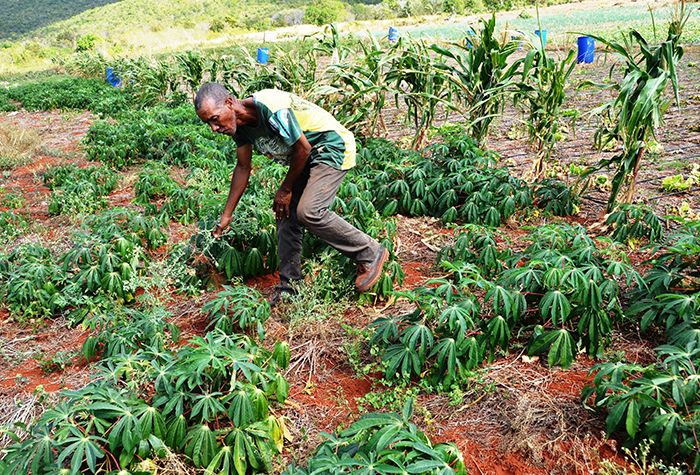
356,247,390,293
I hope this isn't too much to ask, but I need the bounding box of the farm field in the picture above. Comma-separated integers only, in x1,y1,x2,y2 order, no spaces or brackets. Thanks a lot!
1,1,699,475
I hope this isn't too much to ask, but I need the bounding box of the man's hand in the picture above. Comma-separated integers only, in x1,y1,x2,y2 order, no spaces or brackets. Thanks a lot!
213,214,232,239
273,187,293,220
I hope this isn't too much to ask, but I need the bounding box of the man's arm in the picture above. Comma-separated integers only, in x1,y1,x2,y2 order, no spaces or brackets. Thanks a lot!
214,144,253,237
273,134,311,219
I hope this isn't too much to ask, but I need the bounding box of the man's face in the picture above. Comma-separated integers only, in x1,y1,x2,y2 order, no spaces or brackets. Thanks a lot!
196,97,237,136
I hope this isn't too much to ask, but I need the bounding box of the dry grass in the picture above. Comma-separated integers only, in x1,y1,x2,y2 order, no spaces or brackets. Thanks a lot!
0,394,45,450
0,123,40,170
148,448,201,474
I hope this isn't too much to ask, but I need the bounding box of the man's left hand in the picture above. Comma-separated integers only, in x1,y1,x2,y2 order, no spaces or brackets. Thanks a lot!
273,188,293,219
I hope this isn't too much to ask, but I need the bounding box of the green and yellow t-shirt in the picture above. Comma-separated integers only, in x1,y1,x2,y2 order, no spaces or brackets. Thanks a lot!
233,89,356,170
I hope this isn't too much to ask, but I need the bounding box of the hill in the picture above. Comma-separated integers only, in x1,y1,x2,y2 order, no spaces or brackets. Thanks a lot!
0,0,119,40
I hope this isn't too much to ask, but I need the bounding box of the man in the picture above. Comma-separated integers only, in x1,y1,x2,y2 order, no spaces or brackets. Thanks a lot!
194,83,389,303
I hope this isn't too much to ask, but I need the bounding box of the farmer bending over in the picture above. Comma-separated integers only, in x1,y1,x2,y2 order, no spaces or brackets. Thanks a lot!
194,83,389,304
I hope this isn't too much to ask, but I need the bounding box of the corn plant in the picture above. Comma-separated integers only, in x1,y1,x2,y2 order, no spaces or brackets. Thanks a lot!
432,15,521,146
174,50,208,99
284,399,467,475
272,47,319,98
116,56,180,106
314,34,392,137
387,37,452,149
582,3,688,211
515,48,577,179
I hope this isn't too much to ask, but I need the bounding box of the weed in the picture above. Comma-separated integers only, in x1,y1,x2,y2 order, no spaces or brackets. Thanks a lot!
0,210,29,243
34,350,76,374
0,189,25,208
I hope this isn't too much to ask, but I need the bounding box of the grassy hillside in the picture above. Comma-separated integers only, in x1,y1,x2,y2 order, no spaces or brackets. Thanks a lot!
0,0,119,40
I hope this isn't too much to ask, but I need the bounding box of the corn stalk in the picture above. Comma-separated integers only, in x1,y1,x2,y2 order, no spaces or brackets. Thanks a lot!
516,49,577,180
432,15,521,146
313,34,392,138
582,2,688,211
387,37,452,149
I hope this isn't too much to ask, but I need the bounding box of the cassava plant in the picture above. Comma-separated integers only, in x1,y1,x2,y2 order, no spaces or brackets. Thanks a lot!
626,219,699,346
582,220,700,471
583,342,700,472
284,399,467,475
2,329,291,474
605,203,664,244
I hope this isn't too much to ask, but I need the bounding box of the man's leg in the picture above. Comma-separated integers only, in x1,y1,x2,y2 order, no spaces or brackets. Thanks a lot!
276,166,310,291
296,163,381,266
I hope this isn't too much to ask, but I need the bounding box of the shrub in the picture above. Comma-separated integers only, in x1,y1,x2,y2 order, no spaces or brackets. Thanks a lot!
209,18,225,32
271,9,305,27
305,0,347,25
75,33,99,52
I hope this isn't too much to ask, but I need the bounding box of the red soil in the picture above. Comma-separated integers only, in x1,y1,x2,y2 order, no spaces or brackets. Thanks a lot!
287,366,373,430
0,324,90,393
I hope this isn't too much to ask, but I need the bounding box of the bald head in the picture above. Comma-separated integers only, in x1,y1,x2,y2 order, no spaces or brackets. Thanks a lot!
195,83,238,136
194,82,231,112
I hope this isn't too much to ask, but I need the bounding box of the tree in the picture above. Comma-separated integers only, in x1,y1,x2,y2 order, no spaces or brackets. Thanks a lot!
305,0,346,26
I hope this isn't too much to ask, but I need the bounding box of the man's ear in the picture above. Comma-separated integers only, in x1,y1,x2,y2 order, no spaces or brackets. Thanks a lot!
224,96,235,109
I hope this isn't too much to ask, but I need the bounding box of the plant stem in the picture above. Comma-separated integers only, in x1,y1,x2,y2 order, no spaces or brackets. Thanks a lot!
625,146,646,204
